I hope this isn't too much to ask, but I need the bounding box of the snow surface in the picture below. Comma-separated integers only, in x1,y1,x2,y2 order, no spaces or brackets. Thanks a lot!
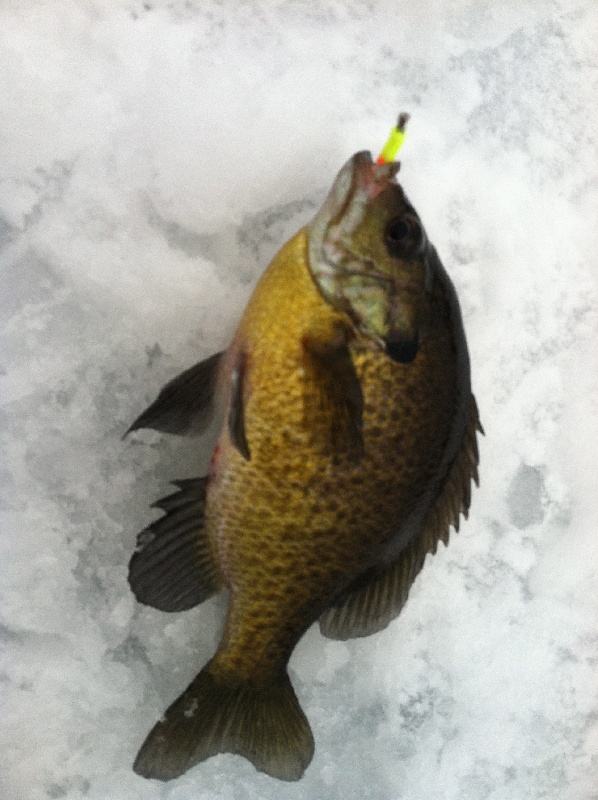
1,2,597,799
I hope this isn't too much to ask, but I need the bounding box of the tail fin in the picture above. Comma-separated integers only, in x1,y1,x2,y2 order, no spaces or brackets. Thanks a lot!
133,665,314,782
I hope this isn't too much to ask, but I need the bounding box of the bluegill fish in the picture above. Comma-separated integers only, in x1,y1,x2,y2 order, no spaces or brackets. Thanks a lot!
126,147,482,781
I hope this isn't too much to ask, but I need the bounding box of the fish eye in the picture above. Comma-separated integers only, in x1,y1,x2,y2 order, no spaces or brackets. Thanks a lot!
384,215,422,258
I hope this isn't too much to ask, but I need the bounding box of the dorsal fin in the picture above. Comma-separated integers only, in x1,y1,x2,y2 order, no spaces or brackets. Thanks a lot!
128,478,223,612
125,351,224,437
319,394,483,640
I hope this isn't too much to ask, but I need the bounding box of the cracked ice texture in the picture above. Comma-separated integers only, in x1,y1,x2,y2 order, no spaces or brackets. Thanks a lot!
1,2,597,799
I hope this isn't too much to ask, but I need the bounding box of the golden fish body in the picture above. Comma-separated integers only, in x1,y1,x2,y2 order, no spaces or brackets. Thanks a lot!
127,150,481,782
209,228,461,679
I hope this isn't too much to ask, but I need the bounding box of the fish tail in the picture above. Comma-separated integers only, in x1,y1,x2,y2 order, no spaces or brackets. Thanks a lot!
133,663,314,782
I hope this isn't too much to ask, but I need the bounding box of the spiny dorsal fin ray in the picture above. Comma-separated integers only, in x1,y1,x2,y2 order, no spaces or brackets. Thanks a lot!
125,351,224,437
133,666,314,782
128,477,223,612
319,394,482,640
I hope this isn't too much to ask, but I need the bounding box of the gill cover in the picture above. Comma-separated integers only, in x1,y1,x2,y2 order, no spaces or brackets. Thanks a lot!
307,151,431,363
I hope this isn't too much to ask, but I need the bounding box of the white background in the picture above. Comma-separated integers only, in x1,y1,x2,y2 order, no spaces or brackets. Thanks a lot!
1,2,597,799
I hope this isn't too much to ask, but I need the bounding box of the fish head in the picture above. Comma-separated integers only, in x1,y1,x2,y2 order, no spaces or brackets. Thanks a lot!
307,151,431,363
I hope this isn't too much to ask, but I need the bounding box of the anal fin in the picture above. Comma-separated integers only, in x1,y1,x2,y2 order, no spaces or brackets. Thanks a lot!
128,478,222,612
320,393,483,640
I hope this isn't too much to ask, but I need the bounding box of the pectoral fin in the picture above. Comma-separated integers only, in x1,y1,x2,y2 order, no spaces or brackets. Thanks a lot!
125,351,223,437
303,337,364,463
128,478,223,612
320,394,483,639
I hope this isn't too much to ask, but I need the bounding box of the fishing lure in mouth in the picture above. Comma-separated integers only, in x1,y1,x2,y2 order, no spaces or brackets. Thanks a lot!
126,113,482,783
376,112,410,164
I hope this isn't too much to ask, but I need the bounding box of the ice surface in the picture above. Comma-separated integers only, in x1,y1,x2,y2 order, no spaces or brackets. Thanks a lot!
1,2,597,799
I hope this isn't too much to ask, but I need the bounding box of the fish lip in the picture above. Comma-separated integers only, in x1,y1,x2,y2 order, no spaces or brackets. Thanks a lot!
351,151,401,201
384,331,420,363
331,259,392,286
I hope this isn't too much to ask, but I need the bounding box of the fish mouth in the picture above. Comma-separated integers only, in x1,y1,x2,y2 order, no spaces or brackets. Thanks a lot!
308,152,400,279
346,151,401,203
308,152,424,360
384,331,419,363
